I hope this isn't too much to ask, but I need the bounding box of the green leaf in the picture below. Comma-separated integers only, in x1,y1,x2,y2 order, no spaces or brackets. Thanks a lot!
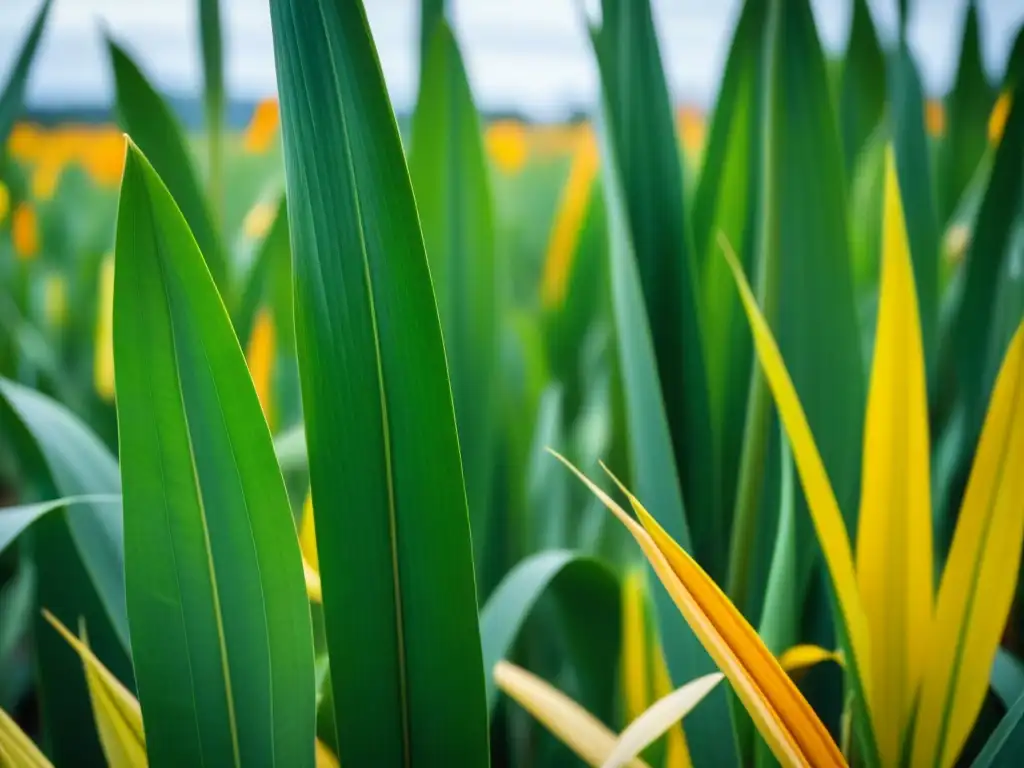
838,0,885,173
992,648,1024,711
0,0,52,147
938,1,996,225
418,0,445,78
480,550,620,724
409,21,498,582
0,378,128,648
973,689,1024,768
199,0,225,219
113,142,315,767
589,0,719,578
267,0,489,764
889,43,940,385
598,116,733,765
690,0,766,533
0,495,120,555
107,39,228,294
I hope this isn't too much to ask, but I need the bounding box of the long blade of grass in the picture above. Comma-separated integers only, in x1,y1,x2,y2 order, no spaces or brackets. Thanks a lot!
267,1,489,763
495,661,652,768
837,0,885,173
555,454,846,767
43,612,147,768
854,146,933,766
198,0,225,219
0,706,52,768
972,688,1024,768
107,39,227,294
589,0,718,577
0,495,120,554
913,321,1024,768
0,378,128,648
409,20,498,581
114,141,315,767
0,0,52,146
724,245,878,764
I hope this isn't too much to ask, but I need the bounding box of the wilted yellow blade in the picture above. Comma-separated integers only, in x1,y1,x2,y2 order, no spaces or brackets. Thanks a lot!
43,611,147,768
853,146,934,766
300,492,319,573
315,739,339,768
246,309,277,431
494,660,651,768
539,127,599,309
722,239,872,706
304,557,323,603
552,451,846,767
0,706,53,767
912,321,1024,768
622,569,651,722
604,645,839,768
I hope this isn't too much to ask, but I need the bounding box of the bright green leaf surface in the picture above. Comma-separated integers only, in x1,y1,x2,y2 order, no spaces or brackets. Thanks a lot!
114,142,315,768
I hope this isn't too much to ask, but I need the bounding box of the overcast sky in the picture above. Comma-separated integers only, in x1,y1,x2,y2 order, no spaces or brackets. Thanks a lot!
3,0,1024,120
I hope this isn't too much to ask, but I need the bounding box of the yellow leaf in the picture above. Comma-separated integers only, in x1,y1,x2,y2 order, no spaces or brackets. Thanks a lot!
245,309,277,430
244,97,280,154
650,638,691,768
924,99,946,138
989,91,1012,146
485,120,528,174
94,253,116,401
43,611,147,768
12,203,39,261
0,705,53,767
300,492,319,572
0,181,9,223
621,569,651,722
553,451,846,767
539,127,599,309
913,321,1024,768
776,645,842,674
494,660,651,768
853,146,934,766
304,558,323,603
315,739,340,768
722,238,872,708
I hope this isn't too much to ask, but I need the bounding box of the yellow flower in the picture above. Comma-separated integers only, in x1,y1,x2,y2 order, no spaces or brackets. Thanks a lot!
7,122,41,162
244,97,280,154
94,254,116,401
245,309,277,429
32,161,61,201
486,120,528,174
0,182,9,223
12,203,39,261
925,99,946,138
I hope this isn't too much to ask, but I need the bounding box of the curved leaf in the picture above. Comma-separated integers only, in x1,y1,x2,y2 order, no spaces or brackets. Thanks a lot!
0,495,120,555
838,0,885,172
268,0,489,764
0,705,52,768
0,0,52,146
973,688,1024,768
114,142,315,767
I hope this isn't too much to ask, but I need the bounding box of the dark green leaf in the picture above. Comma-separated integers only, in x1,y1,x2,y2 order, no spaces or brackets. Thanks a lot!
409,21,498,580
992,648,1024,711
199,0,225,218
973,689,1024,768
838,0,885,174
0,0,51,147
107,39,228,293
0,495,120,555
114,142,315,767
268,0,489,764
589,0,719,578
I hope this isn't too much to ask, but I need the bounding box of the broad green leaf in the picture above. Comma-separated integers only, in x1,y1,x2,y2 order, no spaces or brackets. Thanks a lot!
889,45,940,383
418,0,445,77
409,21,498,578
0,378,128,647
762,0,865,605
589,0,718,577
973,689,1024,768
0,0,52,147
495,661,652,768
557,456,846,768
854,147,932,767
480,550,620,718
938,1,995,225
0,705,52,768
114,142,315,767
106,39,227,293
725,247,878,765
0,495,120,554
913,322,1024,768
44,612,147,768
597,115,729,762
267,0,489,764
198,0,225,218
838,0,885,173
691,0,766,528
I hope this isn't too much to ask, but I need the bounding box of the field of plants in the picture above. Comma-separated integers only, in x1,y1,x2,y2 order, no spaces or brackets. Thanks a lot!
0,0,1022,766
